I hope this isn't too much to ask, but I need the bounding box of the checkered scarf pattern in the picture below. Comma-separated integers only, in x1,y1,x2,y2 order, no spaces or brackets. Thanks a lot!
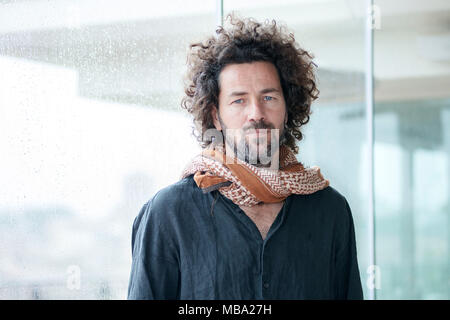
180,144,330,207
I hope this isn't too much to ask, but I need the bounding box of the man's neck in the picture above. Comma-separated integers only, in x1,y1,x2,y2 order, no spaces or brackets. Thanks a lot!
239,201,284,217
239,201,285,240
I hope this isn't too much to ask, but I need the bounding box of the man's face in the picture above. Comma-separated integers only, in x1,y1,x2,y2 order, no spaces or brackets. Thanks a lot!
212,61,287,167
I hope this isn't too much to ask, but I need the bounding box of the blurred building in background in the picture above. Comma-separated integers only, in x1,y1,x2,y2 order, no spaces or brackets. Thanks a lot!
0,0,448,299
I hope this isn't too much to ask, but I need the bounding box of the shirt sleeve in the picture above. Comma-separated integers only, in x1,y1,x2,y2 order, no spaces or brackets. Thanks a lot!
334,198,364,300
127,196,180,300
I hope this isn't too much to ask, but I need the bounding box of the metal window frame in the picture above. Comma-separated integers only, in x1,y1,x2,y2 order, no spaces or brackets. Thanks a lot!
365,0,376,301
216,0,223,27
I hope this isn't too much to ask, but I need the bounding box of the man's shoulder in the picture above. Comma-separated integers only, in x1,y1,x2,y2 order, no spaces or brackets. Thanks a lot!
143,174,205,214
316,185,349,206
151,174,201,202
290,184,348,206
133,175,202,231
289,185,353,220
316,185,354,224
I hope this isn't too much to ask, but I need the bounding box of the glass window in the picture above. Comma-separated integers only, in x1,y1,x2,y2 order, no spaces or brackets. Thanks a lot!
1,0,448,300
224,0,371,298
373,0,450,298
0,0,215,299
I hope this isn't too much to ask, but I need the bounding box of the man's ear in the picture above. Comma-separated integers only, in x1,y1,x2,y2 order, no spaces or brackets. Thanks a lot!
211,105,222,131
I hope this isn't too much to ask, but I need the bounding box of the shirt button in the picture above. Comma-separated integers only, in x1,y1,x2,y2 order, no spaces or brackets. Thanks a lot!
263,282,269,289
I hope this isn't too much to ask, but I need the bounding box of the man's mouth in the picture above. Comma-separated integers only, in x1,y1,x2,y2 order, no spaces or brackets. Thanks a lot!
245,129,272,144
246,128,270,135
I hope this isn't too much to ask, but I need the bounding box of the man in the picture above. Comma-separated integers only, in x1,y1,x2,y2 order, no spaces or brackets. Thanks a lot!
127,14,363,300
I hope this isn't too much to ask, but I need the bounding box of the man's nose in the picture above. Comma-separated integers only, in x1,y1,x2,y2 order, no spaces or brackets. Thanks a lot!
247,100,265,123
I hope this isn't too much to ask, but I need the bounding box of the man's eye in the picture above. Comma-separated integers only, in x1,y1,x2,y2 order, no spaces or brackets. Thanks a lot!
264,96,273,101
233,98,244,104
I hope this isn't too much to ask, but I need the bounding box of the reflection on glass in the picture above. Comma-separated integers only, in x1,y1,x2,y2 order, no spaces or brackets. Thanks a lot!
374,0,450,299
224,0,370,298
0,0,448,300
0,0,213,299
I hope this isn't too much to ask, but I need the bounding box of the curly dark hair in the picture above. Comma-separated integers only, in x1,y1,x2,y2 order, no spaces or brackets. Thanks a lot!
181,13,319,154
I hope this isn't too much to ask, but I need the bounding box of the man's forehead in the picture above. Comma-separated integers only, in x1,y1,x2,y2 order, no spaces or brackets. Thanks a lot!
227,88,282,98
219,62,282,94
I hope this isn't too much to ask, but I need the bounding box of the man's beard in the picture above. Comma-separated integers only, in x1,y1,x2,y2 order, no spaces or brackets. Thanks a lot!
217,115,286,168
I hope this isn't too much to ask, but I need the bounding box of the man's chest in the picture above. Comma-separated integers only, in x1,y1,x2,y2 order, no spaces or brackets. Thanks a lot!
238,202,284,239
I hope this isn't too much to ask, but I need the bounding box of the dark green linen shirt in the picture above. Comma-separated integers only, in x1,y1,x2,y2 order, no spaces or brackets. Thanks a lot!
127,174,363,300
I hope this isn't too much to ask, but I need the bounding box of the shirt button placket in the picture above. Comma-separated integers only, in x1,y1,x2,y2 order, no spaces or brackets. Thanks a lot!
262,272,269,290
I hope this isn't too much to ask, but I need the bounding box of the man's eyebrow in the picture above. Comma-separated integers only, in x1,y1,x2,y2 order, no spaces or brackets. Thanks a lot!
228,88,281,97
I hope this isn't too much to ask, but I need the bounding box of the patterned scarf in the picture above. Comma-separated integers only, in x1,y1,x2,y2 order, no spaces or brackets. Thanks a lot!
180,143,330,207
